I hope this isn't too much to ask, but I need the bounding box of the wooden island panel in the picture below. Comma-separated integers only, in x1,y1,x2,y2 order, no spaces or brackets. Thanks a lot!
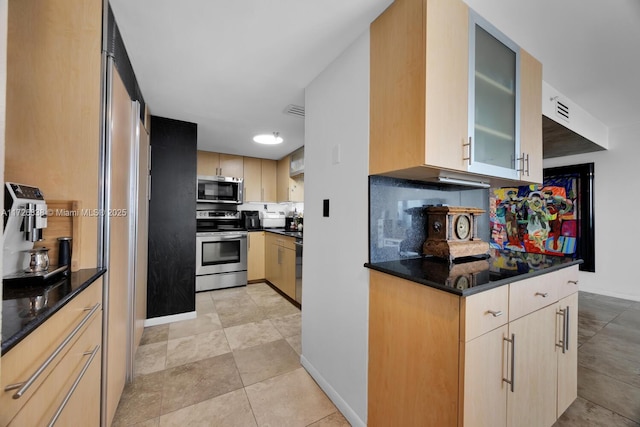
369,270,460,426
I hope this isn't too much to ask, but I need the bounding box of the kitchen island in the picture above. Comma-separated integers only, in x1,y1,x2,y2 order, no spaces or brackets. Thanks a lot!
365,251,582,427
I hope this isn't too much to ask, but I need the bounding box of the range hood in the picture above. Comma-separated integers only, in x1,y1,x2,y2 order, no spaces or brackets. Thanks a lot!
542,115,605,159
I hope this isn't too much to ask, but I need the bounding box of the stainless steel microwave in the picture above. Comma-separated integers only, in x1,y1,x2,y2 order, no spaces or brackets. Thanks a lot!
197,175,243,204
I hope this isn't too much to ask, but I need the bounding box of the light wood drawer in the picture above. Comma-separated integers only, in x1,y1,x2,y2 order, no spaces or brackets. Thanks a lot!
460,285,509,342
270,235,296,250
509,273,558,321
556,265,580,300
8,314,102,426
282,236,296,251
0,279,102,425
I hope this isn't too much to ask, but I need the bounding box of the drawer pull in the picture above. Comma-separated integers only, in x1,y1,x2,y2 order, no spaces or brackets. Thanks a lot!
568,280,579,285
486,310,503,317
535,292,549,298
47,345,100,427
5,302,101,399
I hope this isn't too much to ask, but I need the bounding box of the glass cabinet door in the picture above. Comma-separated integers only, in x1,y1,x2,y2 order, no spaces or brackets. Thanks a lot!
468,11,521,180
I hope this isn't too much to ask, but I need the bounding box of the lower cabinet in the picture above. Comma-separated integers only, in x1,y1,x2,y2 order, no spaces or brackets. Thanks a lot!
369,265,579,427
557,292,578,417
0,278,103,426
505,303,559,427
265,233,296,299
248,231,265,281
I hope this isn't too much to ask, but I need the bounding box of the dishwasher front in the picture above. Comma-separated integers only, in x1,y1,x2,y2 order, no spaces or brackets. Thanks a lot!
294,239,303,305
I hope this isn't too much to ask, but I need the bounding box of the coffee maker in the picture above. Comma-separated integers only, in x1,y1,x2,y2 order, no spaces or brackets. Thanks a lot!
3,183,64,283
241,210,261,230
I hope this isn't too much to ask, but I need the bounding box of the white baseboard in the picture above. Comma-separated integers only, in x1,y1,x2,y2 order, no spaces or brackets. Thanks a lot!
144,310,197,327
300,355,366,427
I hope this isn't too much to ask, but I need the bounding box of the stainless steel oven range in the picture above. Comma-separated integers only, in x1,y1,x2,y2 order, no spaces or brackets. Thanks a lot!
196,210,247,291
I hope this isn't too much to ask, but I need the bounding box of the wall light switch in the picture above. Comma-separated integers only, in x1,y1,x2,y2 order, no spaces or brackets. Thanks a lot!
332,144,341,165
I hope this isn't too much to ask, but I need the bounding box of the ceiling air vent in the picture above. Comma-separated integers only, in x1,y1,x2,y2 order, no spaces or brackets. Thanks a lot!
555,98,570,123
284,104,305,118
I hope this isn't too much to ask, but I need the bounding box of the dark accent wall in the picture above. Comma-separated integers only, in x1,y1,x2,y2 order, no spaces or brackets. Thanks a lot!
147,116,197,318
105,6,146,121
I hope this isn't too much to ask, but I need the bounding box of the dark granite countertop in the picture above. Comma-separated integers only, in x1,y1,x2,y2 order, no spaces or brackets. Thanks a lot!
2,268,106,355
365,249,582,297
260,228,303,239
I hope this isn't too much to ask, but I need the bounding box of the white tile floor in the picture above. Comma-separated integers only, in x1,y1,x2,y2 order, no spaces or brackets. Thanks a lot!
113,282,349,427
115,285,640,426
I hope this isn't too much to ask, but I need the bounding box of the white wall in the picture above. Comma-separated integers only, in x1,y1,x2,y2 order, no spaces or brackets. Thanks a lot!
542,81,609,149
544,121,640,301
302,31,370,426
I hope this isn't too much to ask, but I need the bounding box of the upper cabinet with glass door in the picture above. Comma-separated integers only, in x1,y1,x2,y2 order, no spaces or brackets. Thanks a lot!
467,11,542,183
369,0,542,185
467,12,520,180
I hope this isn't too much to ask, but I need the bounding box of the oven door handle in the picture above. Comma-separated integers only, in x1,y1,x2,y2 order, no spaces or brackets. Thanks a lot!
208,234,247,241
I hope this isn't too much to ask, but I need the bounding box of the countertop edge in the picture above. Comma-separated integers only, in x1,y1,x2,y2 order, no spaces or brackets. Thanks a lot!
364,258,584,297
1,268,106,355
257,228,303,239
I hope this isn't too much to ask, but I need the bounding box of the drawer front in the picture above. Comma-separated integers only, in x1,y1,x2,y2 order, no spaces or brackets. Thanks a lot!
509,274,558,321
0,279,102,425
282,236,296,251
461,285,509,342
556,265,580,300
9,314,102,426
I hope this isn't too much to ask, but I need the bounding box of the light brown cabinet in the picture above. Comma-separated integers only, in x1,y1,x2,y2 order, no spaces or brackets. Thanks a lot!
243,157,277,202
197,150,244,178
370,0,542,185
369,265,579,426
461,267,579,427
277,156,304,202
6,0,103,269
248,231,266,281
265,233,296,299
0,279,103,426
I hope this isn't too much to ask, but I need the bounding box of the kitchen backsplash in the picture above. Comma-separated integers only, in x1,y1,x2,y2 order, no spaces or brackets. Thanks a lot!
369,176,489,263
239,202,303,217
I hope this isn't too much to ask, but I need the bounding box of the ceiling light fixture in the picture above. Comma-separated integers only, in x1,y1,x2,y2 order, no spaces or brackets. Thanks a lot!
253,132,283,145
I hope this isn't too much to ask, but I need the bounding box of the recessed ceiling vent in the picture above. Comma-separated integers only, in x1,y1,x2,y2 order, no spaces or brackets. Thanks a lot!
284,104,305,118
554,98,570,123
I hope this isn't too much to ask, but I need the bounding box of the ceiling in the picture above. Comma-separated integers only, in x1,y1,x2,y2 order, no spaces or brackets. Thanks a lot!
110,0,640,160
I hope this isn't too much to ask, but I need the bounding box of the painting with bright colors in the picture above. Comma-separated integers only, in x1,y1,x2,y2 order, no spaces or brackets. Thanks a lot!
489,176,579,256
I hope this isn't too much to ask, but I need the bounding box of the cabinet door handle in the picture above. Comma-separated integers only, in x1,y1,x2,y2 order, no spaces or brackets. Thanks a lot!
556,308,567,354
487,310,503,317
5,302,101,399
47,345,100,427
525,153,530,176
568,280,579,285
535,292,549,298
463,137,472,166
516,153,525,173
565,305,570,352
503,333,515,392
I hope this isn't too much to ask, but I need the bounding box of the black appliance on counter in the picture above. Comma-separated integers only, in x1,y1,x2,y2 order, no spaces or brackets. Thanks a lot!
241,210,261,230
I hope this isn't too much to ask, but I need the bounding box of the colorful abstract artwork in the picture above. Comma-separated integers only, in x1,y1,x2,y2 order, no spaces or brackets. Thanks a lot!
489,176,579,256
